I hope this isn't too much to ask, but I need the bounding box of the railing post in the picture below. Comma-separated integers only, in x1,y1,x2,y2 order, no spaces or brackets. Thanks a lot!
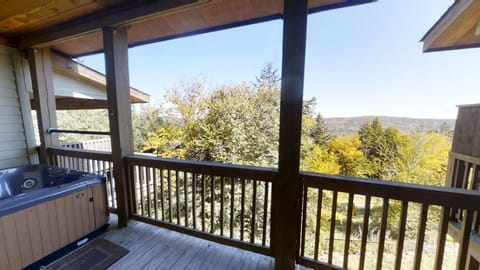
273,0,308,269
457,209,474,270
103,26,133,227
27,47,58,164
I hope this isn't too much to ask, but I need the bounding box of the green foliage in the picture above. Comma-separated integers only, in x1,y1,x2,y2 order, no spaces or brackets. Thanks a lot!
143,79,280,167
357,118,403,179
394,132,450,185
311,113,332,146
132,104,166,152
330,135,370,177
56,109,109,142
302,144,340,174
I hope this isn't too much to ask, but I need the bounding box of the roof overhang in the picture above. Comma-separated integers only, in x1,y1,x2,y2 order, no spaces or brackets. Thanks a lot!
1,0,375,58
29,52,150,110
422,0,480,52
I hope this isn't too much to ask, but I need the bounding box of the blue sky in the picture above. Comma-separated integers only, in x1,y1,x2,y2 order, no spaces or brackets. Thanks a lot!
80,0,480,119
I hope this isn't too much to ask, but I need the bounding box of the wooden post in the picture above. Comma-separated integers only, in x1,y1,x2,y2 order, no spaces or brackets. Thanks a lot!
103,27,133,227
27,47,58,164
273,0,308,269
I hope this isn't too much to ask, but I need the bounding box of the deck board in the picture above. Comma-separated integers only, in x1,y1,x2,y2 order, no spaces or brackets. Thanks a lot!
103,215,275,270
103,215,310,270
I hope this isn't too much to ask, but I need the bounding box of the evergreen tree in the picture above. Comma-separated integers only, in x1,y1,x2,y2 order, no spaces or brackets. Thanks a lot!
255,62,280,90
311,113,332,146
358,118,402,179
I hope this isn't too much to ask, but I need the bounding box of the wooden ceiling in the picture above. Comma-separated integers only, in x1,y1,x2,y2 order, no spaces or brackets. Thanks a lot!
422,0,480,52
0,0,374,57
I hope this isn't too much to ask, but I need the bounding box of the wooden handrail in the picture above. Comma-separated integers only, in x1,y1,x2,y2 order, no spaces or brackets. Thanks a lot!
302,171,480,210
450,151,480,165
48,146,113,161
125,154,277,182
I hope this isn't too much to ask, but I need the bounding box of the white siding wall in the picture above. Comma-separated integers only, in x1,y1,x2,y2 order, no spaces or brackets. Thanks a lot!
0,47,30,169
23,64,107,101
53,70,106,100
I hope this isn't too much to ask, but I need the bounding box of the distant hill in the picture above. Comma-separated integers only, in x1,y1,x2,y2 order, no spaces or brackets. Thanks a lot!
324,116,456,136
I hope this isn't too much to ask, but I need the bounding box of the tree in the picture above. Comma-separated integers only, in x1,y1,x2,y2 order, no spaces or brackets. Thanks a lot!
438,122,454,138
330,135,370,177
255,62,280,90
394,132,450,186
132,104,165,152
311,113,332,146
142,124,185,158
358,118,402,179
302,144,340,174
56,109,109,143
143,79,280,167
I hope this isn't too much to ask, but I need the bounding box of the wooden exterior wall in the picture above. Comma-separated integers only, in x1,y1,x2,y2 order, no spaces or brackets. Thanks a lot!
452,104,480,157
0,46,35,169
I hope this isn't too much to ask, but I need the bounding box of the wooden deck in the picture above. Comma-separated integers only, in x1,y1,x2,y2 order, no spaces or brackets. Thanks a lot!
102,215,309,270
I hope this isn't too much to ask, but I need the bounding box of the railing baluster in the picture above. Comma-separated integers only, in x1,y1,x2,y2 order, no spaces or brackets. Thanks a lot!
413,203,429,270
240,178,246,241
314,188,322,260
300,185,308,258
220,176,225,236
457,209,475,270
168,170,173,223
328,191,338,264
434,207,450,270
153,168,158,220
343,193,354,269
359,195,371,270
377,197,389,270
139,166,145,216
87,158,91,172
262,182,269,246
230,178,235,239
192,173,197,229
211,175,215,233
251,180,257,244
394,200,408,270
145,166,151,217
175,170,180,225
202,174,206,232
453,160,466,220
159,168,165,221
107,161,115,209
184,171,188,226
463,162,471,189
66,156,70,168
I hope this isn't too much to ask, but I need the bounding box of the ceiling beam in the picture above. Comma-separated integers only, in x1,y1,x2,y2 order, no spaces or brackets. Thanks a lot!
18,0,210,48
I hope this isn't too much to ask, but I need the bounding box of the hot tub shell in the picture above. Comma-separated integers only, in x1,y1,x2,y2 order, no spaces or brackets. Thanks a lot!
0,164,109,270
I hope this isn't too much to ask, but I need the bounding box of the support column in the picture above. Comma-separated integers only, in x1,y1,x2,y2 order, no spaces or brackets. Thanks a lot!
27,47,58,164
274,0,308,269
103,27,133,227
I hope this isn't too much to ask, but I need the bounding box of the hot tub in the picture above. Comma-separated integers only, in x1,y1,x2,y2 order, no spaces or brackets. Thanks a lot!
0,164,109,270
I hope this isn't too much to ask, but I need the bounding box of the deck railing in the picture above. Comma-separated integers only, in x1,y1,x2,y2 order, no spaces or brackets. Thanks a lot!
298,172,480,270
48,146,117,211
447,152,480,233
125,154,275,256
46,147,480,269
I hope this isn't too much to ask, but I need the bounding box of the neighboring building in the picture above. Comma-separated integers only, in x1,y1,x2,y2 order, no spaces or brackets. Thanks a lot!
0,48,148,169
